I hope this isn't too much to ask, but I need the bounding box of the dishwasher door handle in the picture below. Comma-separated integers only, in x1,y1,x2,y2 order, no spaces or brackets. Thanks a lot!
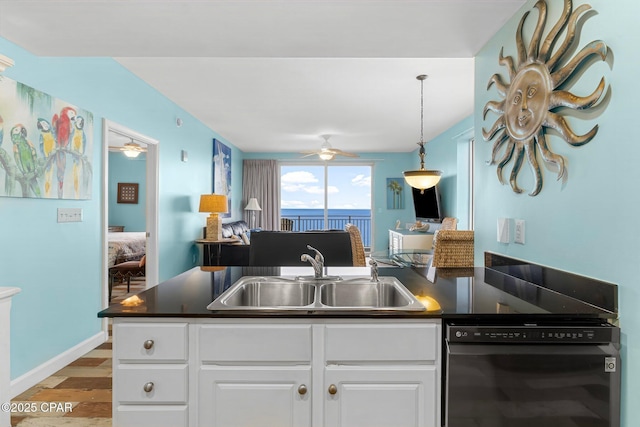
446,342,620,357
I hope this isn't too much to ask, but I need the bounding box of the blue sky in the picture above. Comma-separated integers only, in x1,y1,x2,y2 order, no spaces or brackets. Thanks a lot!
281,164,371,210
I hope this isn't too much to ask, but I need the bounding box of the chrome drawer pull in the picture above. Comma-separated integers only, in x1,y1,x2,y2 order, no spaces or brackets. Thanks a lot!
143,340,154,350
143,382,154,393
298,384,307,395
328,384,337,395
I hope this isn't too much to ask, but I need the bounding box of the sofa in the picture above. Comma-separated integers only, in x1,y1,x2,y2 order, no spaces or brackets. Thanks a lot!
203,223,356,267
249,230,353,267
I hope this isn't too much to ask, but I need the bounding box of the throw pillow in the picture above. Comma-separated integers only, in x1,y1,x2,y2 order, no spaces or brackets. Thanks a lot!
241,232,250,245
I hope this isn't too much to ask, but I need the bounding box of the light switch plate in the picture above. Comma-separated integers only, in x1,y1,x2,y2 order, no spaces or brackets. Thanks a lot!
497,218,510,243
514,219,525,244
57,208,83,223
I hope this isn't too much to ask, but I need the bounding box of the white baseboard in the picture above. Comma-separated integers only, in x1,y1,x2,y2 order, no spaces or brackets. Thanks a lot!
10,331,107,398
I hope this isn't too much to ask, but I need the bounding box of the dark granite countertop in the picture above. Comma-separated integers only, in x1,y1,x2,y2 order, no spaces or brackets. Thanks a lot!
98,257,617,321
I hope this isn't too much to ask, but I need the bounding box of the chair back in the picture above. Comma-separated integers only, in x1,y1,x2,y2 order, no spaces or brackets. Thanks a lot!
281,218,294,231
432,230,474,267
345,224,366,266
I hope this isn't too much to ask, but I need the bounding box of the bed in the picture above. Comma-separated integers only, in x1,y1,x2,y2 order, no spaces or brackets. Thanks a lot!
108,232,146,267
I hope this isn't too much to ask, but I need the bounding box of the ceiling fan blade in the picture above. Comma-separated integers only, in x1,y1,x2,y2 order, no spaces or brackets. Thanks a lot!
299,152,318,158
333,149,359,158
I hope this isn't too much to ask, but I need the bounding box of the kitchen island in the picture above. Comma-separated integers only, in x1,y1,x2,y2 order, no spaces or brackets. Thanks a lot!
99,253,618,427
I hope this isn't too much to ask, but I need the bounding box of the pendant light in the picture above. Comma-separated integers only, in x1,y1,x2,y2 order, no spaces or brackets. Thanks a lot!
403,74,442,193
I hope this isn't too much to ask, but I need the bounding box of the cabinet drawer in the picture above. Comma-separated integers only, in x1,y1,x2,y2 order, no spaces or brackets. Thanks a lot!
115,323,188,362
325,323,439,362
199,324,312,363
115,405,188,427
115,365,188,404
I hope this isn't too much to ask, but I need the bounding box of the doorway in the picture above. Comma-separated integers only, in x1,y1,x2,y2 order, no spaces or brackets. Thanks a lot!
102,119,159,310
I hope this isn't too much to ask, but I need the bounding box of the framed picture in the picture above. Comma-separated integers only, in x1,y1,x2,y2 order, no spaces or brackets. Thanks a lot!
117,182,139,204
0,76,94,200
386,178,405,209
213,139,231,218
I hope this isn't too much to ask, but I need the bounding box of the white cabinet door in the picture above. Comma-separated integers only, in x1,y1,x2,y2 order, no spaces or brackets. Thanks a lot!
198,366,312,427
324,366,439,427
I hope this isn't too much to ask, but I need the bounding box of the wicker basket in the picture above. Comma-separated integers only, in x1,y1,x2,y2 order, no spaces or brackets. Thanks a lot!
432,230,474,268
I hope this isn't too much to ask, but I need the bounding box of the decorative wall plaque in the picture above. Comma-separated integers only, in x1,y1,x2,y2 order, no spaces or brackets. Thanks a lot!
483,0,609,196
117,182,138,204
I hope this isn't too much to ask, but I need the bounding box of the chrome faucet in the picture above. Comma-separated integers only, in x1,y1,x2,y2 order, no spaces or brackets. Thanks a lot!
369,259,379,282
301,245,325,279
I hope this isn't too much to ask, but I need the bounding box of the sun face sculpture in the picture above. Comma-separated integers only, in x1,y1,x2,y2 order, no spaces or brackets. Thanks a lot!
483,0,608,196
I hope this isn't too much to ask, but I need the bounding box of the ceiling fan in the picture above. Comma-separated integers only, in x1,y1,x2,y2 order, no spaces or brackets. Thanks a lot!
108,139,147,158
300,135,359,161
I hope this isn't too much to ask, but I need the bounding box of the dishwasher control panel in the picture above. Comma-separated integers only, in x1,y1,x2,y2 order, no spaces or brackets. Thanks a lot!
447,323,619,344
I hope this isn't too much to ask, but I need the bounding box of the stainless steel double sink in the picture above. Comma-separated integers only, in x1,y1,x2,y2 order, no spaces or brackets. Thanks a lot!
207,276,426,312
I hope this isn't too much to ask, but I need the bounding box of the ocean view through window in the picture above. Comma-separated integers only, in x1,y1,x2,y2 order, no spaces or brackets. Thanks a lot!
281,164,372,248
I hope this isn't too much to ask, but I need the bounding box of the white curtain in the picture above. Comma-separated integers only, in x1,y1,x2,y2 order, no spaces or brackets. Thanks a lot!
242,159,280,230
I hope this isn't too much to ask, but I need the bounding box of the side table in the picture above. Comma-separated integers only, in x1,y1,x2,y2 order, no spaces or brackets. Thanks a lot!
195,238,243,266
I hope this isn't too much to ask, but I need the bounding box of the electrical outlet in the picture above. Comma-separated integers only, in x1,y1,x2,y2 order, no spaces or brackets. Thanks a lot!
57,208,83,223
514,219,525,244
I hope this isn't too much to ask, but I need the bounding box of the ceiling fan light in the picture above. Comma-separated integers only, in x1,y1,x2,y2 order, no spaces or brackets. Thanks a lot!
403,169,442,191
123,149,141,158
319,152,334,161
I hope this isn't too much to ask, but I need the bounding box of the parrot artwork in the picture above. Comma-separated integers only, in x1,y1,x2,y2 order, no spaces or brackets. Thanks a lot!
0,115,17,195
11,124,42,197
71,115,86,198
37,118,56,197
51,106,76,198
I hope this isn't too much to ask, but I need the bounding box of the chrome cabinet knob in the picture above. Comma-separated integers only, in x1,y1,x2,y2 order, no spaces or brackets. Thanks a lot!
143,382,154,393
143,340,154,350
298,384,307,395
328,384,337,395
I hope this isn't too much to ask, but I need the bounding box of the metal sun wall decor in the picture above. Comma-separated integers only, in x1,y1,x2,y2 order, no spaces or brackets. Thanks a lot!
0,76,93,199
482,0,609,196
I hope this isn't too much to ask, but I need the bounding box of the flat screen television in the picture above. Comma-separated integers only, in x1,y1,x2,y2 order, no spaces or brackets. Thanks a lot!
411,185,442,223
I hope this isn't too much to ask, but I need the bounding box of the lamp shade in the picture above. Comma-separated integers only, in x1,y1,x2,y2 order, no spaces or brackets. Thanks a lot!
244,198,262,211
403,170,442,191
199,194,228,213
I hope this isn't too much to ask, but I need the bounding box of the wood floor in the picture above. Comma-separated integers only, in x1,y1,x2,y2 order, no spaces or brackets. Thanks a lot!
10,279,145,427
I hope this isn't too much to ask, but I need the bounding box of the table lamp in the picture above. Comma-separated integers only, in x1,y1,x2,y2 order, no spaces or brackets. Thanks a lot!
199,194,228,240
244,198,262,229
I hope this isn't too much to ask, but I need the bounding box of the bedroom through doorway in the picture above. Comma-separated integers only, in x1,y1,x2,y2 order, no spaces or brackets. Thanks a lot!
102,120,159,310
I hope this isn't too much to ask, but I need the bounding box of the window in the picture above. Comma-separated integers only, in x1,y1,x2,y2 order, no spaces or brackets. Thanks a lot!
280,163,372,248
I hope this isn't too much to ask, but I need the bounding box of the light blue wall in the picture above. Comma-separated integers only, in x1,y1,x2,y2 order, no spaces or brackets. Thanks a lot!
108,152,146,232
475,1,637,424
0,37,244,380
426,115,474,226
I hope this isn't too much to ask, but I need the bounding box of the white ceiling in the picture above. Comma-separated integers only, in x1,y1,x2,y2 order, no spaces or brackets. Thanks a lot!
0,0,526,153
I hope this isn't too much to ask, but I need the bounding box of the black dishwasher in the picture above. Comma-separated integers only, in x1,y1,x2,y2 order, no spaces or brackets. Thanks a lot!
444,321,621,427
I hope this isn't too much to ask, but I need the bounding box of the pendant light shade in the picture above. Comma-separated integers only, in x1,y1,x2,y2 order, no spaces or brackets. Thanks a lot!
403,75,442,193
403,170,442,190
